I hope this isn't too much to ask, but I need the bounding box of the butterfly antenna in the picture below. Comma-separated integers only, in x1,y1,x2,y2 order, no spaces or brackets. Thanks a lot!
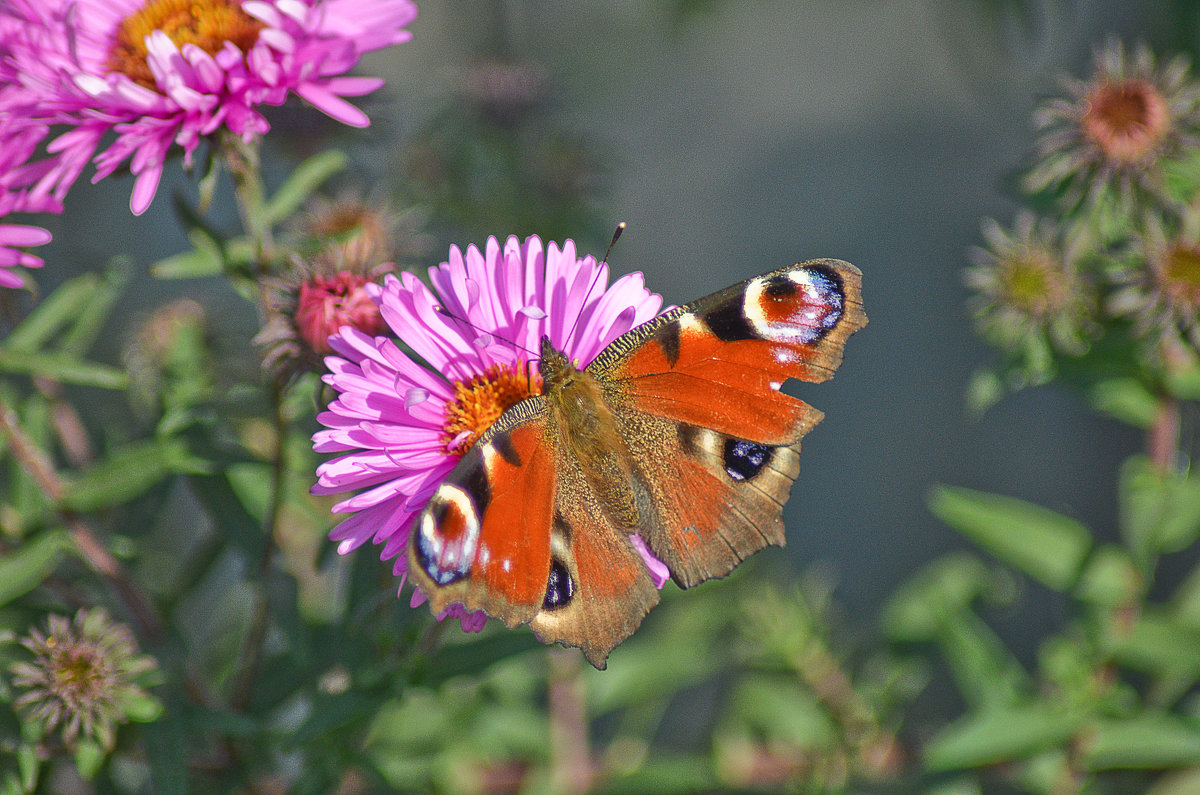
432,305,539,358
564,222,626,351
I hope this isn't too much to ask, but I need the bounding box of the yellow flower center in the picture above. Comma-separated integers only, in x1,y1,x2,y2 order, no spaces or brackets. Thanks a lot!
1082,78,1171,164
1002,252,1066,319
1160,243,1200,307
50,646,111,704
107,0,265,90
443,362,540,454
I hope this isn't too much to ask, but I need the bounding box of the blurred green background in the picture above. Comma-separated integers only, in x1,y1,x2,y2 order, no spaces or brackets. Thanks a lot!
37,0,1171,618
16,1,1200,790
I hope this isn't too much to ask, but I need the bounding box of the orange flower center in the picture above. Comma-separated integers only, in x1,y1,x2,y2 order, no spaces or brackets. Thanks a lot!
1160,243,1200,307
1082,78,1171,164
107,0,265,90
443,363,540,454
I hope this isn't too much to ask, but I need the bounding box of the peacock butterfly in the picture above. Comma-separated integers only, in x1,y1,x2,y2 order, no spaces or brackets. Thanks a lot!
407,259,866,668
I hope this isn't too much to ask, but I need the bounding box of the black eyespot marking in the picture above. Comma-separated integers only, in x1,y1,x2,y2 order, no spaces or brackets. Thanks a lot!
805,264,846,337
677,423,701,455
723,438,774,482
656,321,681,367
702,297,756,342
463,460,491,514
493,434,522,467
543,559,574,609
763,273,797,299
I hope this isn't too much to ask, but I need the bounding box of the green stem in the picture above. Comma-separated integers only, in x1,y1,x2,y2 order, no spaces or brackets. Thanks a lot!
230,382,288,710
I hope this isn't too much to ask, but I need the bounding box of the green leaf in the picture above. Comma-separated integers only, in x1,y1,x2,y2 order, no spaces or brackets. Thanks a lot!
149,228,224,279
722,675,837,747
0,273,101,353
142,694,188,795
939,610,1030,709
73,740,105,781
1120,456,1200,565
1084,715,1200,770
924,704,1085,771
17,744,38,793
263,149,347,225
0,531,69,608
1074,545,1141,607
0,349,127,389
60,263,131,356
289,692,377,748
1165,364,1200,400
881,553,992,641
116,689,164,723
1089,378,1159,428
929,486,1092,591
600,755,719,793
965,369,1005,417
148,246,222,280
59,438,211,512
1110,610,1200,678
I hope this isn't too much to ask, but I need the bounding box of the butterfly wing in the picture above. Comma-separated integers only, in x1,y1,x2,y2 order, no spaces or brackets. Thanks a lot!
407,399,558,628
587,259,866,587
408,396,660,668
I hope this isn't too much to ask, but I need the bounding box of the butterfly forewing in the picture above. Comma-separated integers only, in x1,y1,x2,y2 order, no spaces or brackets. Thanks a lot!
408,401,557,626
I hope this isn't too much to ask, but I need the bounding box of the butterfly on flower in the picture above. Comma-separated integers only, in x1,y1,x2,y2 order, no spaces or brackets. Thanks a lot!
314,235,866,667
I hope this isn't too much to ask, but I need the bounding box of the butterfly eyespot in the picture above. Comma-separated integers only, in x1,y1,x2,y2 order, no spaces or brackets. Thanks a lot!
415,489,478,585
723,438,774,482
543,558,574,609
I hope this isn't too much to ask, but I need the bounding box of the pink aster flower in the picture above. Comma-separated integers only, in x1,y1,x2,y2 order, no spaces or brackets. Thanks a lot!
0,0,417,215
312,235,669,630
0,222,53,288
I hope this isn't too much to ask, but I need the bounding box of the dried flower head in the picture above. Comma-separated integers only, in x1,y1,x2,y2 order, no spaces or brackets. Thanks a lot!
966,213,1097,373
123,298,209,415
1025,40,1200,210
256,253,392,383
9,609,158,750
1110,208,1200,351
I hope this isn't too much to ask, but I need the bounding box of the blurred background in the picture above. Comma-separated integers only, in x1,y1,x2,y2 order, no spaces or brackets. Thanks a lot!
37,0,1171,621
17,1,1200,789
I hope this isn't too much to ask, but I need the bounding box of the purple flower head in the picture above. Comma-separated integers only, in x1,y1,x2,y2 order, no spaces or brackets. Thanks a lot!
312,235,668,630
0,0,417,215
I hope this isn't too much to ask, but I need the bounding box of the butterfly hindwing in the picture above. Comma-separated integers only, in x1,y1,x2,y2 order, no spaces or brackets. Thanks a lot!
620,410,804,588
528,455,660,669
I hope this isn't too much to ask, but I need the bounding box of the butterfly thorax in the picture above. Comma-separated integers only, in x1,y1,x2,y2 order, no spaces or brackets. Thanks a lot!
538,336,641,528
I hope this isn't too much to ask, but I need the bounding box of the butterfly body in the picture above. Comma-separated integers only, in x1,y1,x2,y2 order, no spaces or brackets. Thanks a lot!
410,259,866,668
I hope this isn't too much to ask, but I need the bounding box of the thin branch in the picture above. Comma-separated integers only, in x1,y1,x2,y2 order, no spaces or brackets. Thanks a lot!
0,397,164,642
548,648,594,792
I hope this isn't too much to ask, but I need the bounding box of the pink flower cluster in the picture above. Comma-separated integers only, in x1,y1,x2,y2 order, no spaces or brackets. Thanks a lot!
0,0,417,285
